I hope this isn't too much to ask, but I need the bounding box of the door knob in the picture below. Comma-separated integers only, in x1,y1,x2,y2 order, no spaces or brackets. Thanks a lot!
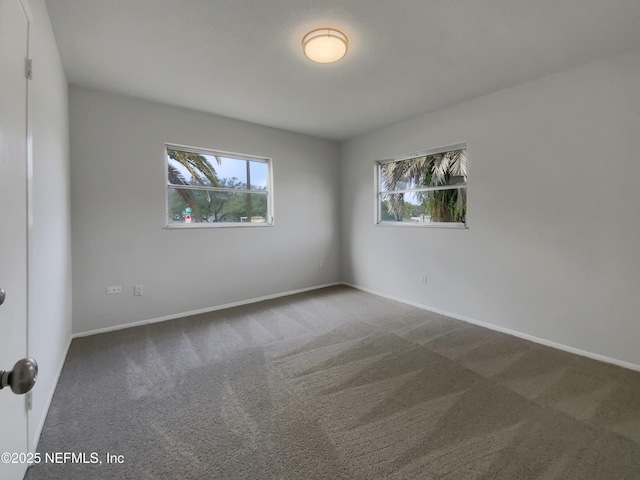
0,358,38,395
0,288,5,306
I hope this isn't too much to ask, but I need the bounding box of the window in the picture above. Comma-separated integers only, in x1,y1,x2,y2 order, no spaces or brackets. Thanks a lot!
376,144,467,227
165,144,273,227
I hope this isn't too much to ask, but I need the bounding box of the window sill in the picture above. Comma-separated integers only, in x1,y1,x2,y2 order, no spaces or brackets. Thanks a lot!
375,221,467,229
165,222,274,229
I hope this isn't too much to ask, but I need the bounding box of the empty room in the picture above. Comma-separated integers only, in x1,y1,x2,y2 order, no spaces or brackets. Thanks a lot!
1,0,640,478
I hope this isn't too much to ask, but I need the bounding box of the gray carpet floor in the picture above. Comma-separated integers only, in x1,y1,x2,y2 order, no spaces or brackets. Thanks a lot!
26,285,640,479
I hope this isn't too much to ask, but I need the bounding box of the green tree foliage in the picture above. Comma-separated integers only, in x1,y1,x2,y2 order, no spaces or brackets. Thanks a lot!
380,197,418,221
168,177,267,223
167,149,268,223
167,149,220,221
381,149,467,222
203,178,267,222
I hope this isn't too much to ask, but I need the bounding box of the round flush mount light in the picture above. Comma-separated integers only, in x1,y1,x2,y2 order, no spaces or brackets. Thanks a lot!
302,28,348,64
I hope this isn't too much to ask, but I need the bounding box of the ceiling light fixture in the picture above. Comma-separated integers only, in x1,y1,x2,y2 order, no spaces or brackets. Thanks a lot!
302,28,348,64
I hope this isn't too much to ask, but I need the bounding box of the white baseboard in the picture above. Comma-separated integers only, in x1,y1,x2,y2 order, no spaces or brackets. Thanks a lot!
343,282,640,373
72,283,341,339
29,334,72,452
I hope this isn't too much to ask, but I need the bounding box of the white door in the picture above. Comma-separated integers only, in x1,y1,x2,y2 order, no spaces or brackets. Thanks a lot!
0,0,31,478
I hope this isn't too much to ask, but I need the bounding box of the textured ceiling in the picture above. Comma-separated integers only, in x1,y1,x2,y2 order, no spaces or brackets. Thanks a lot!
45,0,640,140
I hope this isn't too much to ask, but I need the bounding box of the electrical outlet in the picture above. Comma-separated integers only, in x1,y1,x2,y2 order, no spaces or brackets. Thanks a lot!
420,274,427,285
106,286,122,294
134,284,143,296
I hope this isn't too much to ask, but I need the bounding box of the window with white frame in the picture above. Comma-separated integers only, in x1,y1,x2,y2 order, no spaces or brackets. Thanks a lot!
166,144,273,227
376,144,467,226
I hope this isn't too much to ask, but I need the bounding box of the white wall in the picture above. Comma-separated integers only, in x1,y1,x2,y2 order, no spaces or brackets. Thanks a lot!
341,50,640,367
69,86,341,334
26,0,72,450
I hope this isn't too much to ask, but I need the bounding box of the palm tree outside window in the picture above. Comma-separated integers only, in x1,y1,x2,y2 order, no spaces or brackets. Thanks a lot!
166,144,273,227
377,145,467,226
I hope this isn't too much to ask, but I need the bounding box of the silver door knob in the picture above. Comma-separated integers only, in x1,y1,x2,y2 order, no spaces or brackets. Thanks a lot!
0,358,38,395
0,288,5,306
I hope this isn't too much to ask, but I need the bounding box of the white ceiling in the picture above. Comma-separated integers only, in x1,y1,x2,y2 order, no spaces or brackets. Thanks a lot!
45,0,640,141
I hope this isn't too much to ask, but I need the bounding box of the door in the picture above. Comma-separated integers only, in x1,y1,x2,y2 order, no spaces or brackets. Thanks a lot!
0,0,30,478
